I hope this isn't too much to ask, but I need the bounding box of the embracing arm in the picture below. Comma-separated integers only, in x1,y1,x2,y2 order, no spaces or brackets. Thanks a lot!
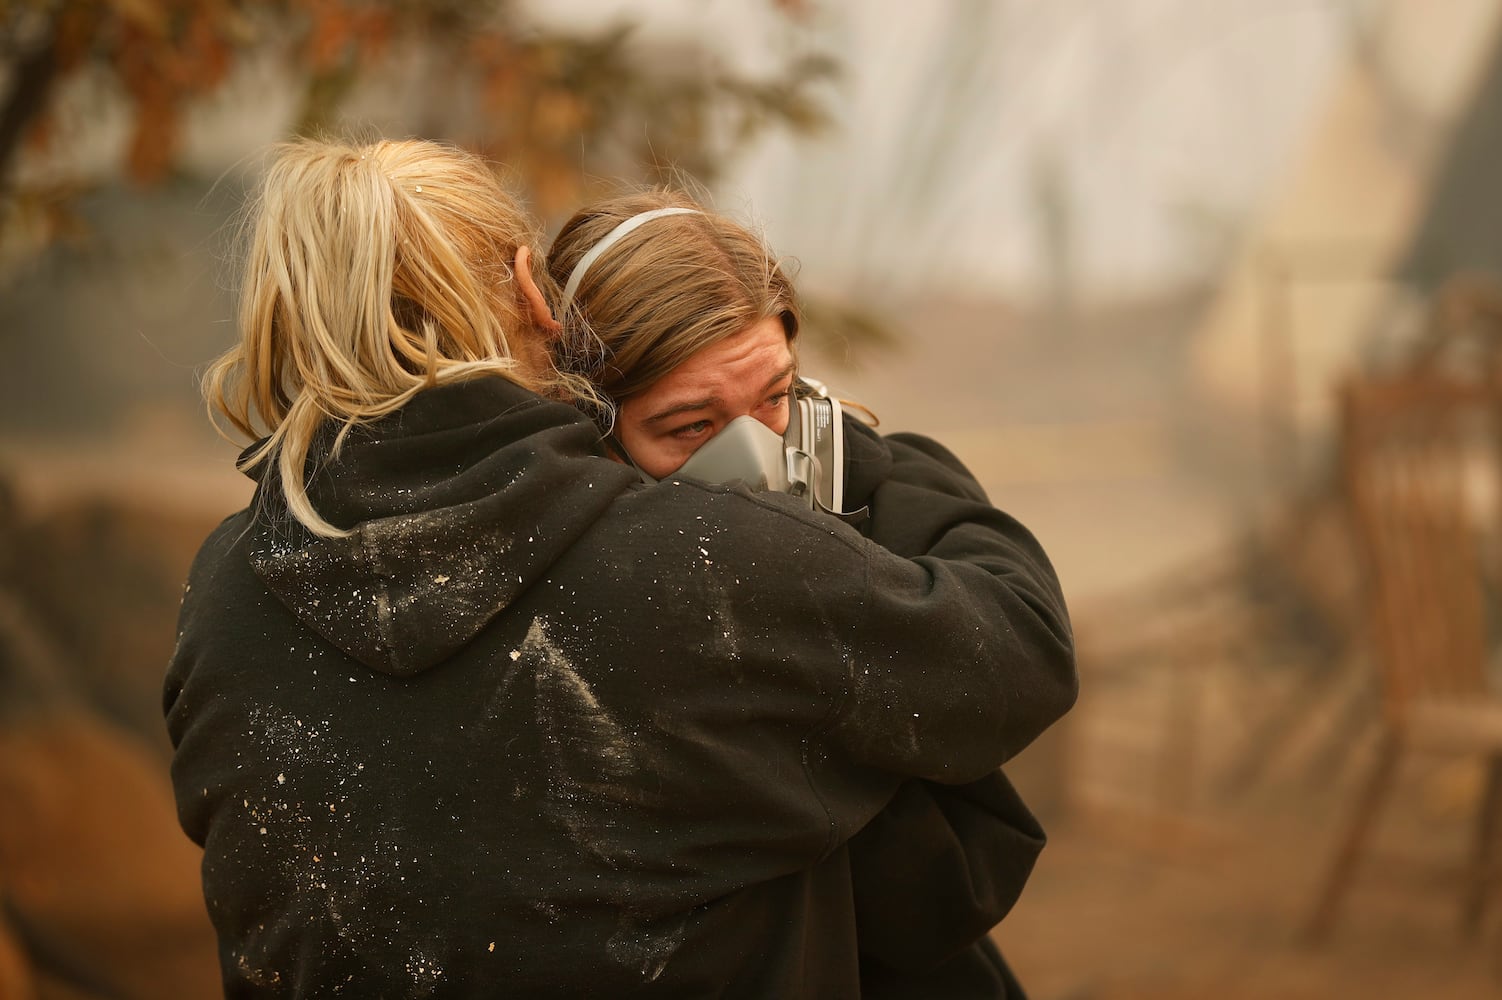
832,440,1076,781
834,420,1072,972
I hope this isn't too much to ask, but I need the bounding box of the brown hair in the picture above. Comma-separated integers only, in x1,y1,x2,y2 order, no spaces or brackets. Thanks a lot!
204,136,581,537
546,190,799,426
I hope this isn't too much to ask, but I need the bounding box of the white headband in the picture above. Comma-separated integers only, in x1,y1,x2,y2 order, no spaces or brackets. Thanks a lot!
559,207,701,314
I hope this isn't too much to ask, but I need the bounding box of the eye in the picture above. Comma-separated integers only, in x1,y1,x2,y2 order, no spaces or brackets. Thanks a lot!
669,420,714,441
762,384,792,410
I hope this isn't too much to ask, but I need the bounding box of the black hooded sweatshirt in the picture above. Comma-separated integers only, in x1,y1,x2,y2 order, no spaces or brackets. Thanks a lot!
164,377,1075,998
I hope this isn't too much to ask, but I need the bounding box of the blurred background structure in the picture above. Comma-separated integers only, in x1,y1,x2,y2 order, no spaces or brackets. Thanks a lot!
4,0,1502,996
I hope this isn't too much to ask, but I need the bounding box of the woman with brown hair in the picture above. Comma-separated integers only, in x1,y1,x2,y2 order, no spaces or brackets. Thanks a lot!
546,192,800,479
166,137,1074,997
547,191,1071,998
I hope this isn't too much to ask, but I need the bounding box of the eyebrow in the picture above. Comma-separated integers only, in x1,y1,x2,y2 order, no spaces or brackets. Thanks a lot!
641,362,797,427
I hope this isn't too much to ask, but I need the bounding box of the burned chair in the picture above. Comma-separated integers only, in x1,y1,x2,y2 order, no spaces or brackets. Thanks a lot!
1306,371,1502,941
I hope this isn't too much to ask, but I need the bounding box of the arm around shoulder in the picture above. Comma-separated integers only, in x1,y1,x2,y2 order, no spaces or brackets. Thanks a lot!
840,421,1076,773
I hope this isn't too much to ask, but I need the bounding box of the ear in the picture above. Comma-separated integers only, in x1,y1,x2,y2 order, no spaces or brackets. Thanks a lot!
514,245,562,334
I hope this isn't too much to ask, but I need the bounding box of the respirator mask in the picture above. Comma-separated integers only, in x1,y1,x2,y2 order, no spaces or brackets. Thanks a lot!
641,378,869,524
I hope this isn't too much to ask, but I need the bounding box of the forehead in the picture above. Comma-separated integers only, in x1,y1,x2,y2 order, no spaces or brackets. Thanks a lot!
640,317,792,404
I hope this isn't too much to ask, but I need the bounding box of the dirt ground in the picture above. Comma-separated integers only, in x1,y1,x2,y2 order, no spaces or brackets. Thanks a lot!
993,674,1502,1000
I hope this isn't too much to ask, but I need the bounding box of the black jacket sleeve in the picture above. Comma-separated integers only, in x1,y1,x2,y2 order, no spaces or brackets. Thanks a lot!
840,416,1067,975
853,778,1044,988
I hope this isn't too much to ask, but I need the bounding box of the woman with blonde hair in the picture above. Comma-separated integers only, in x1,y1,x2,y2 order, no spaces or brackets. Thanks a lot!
166,137,1075,997
548,192,1071,999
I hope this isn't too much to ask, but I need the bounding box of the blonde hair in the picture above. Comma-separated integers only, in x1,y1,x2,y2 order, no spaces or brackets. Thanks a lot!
546,191,799,427
205,136,577,537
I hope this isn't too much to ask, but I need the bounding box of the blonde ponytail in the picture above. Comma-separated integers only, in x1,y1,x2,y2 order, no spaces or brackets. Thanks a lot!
205,137,588,537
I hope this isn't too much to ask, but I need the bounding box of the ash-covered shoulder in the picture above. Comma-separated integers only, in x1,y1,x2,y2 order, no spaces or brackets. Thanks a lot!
184,508,257,582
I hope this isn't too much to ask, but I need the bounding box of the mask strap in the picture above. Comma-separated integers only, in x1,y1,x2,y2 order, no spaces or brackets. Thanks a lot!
604,431,654,484
560,207,701,314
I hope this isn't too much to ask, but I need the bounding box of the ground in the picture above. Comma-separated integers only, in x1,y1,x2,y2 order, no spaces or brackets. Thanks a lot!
995,668,1501,1000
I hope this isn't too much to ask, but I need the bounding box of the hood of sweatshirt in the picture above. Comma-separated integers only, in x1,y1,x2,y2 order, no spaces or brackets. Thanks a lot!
244,378,642,678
